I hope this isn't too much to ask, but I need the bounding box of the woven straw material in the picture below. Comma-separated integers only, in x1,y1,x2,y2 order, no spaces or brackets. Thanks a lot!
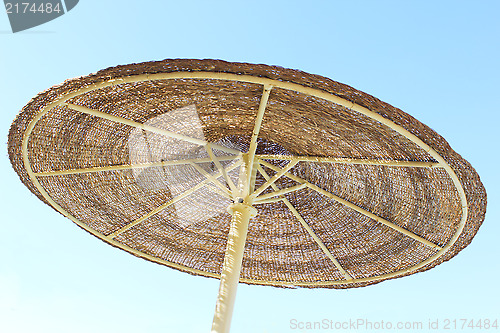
8,59,486,289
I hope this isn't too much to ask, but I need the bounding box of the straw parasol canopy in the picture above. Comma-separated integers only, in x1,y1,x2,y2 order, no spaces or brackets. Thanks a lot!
9,59,486,293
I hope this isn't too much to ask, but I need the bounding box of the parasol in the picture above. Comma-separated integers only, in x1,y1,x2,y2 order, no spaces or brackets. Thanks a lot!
8,59,487,333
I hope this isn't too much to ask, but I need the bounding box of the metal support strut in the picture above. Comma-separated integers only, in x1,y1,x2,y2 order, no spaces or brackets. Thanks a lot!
211,202,257,333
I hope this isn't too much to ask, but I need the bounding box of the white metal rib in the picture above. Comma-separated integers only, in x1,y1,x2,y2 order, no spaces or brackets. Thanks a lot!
204,184,233,200
252,197,284,205
245,85,273,197
33,155,240,177
63,103,240,155
256,164,353,280
107,160,242,239
205,143,238,194
259,160,443,250
257,154,442,168
253,183,307,202
189,161,232,198
251,159,298,198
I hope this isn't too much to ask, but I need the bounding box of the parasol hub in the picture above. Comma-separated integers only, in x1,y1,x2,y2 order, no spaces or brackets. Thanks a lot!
227,202,257,218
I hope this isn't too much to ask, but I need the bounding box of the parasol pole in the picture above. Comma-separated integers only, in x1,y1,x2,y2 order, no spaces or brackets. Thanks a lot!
211,201,256,333
211,152,257,333
211,84,271,333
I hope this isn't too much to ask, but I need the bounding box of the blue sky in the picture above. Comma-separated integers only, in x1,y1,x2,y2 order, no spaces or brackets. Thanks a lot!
1,1,499,332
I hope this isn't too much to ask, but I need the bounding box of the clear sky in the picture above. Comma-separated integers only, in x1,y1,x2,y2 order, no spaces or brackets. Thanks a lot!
1,1,499,332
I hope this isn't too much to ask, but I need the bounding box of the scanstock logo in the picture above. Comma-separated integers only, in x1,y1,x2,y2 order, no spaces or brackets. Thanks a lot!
4,0,79,32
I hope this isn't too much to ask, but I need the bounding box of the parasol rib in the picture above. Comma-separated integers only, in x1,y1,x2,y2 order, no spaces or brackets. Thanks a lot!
259,160,443,250
204,184,233,200
205,143,238,194
252,197,284,205
256,164,353,280
253,183,307,202
257,155,442,168
245,85,273,197
189,161,233,198
63,103,240,155
251,159,299,198
33,155,240,177
107,160,242,239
